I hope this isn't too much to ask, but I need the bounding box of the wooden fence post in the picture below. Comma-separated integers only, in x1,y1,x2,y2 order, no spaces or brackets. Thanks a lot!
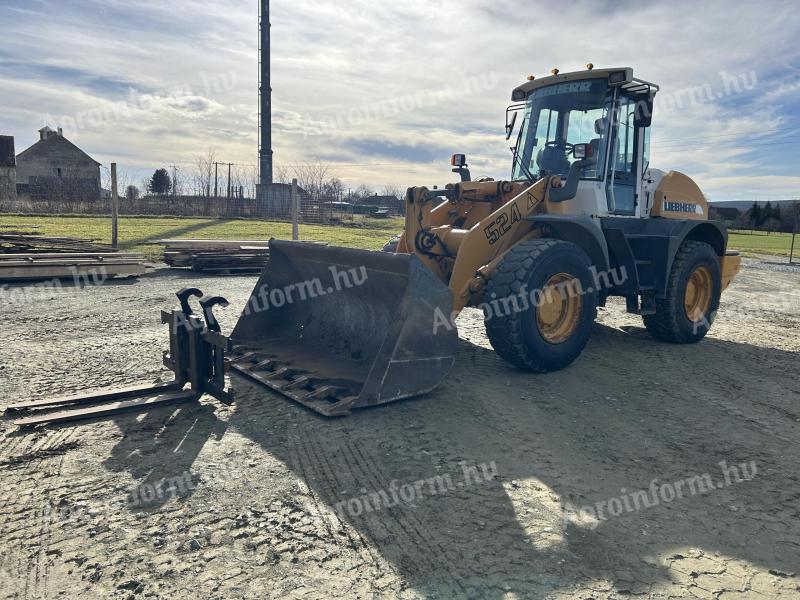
291,178,299,241
111,163,119,249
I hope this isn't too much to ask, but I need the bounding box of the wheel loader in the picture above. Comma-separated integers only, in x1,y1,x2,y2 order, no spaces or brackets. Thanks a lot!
228,66,741,416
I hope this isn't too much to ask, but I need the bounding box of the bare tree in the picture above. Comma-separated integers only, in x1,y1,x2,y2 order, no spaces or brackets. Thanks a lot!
101,165,134,198
273,164,292,185
100,167,112,193
194,148,216,197
322,177,344,200
171,168,182,196
140,177,151,197
244,164,259,199
292,159,332,199
228,164,248,199
352,184,375,202
382,184,402,199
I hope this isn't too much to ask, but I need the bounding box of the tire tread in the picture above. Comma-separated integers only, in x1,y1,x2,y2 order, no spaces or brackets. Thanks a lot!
643,240,719,343
485,239,595,372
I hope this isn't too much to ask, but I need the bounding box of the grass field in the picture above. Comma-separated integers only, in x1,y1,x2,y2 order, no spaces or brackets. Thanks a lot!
0,215,404,260
728,230,796,257
1,215,795,261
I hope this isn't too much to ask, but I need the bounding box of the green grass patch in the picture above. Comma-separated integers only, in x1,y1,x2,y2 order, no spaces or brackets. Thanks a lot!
5,214,792,261
728,230,796,257
0,214,404,261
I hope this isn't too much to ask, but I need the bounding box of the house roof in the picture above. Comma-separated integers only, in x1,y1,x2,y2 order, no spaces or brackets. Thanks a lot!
16,132,101,166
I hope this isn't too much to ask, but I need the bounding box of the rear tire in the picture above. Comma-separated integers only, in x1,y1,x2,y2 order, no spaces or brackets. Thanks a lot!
643,240,721,343
484,239,598,372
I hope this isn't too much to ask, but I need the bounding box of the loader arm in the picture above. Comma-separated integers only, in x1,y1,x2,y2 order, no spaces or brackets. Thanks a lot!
401,177,556,312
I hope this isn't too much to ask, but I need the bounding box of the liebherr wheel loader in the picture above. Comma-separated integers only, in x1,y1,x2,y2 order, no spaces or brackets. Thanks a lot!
228,66,741,416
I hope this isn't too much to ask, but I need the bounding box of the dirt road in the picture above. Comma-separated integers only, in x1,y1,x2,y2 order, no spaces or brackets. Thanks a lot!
0,258,798,599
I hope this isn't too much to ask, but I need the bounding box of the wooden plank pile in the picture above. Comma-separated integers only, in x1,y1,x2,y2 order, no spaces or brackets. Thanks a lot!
0,231,146,281
159,239,271,273
0,233,111,254
0,252,147,281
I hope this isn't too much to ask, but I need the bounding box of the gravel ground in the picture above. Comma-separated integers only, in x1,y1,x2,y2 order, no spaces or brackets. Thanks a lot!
0,259,798,599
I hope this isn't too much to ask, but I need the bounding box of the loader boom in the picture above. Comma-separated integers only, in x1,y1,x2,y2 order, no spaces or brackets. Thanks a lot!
401,178,557,312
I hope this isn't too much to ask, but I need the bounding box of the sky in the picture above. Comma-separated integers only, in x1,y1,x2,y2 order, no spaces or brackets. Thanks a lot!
1,0,800,201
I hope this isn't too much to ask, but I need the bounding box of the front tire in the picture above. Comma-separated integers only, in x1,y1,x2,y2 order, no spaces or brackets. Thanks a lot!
381,236,400,253
484,239,598,372
643,240,721,343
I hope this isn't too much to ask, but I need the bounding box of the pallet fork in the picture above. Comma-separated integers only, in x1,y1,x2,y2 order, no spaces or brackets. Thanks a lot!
5,288,234,427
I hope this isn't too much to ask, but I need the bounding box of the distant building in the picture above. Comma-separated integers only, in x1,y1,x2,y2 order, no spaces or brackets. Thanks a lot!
16,126,101,200
0,135,15,200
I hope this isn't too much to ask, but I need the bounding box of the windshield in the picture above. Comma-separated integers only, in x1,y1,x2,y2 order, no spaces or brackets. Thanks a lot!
512,78,612,181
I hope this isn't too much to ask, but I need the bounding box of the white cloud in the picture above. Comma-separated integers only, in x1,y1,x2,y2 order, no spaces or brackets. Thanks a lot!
1,0,799,198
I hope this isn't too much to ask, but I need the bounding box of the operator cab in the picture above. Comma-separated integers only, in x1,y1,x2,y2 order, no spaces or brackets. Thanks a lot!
508,67,657,217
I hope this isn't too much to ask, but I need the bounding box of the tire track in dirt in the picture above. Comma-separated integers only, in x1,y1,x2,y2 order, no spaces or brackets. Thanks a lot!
308,423,469,595
345,439,461,573
291,427,385,572
289,429,356,549
0,427,76,600
311,435,410,580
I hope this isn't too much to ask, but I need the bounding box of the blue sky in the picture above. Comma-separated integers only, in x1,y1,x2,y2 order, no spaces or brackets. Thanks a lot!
1,0,799,200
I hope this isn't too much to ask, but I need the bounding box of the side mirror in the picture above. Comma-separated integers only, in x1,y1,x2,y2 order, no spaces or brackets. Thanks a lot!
572,143,594,159
505,111,518,140
634,97,653,128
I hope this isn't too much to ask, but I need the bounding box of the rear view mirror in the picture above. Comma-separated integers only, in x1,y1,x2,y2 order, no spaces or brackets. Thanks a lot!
634,97,653,127
572,143,593,159
505,111,518,140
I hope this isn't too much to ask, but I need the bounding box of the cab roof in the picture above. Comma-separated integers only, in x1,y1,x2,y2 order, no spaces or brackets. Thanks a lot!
511,67,658,101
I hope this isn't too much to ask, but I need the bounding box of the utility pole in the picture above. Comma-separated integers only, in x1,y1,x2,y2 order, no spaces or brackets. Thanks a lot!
291,178,299,240
169,164,178,197
110,163,119,249
213,162,220,198
227,162,232,199
791,203,799,265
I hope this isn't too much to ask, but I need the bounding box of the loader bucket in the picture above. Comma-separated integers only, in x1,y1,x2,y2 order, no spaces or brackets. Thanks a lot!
229,240,458,416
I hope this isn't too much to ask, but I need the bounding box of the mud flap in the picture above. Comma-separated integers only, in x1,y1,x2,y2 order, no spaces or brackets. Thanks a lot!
229,240,458,416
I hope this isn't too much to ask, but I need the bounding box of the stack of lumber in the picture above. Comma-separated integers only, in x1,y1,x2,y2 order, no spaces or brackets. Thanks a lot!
0,233,111,254
0,231,145,281
0,252,146,281
159,239,270,273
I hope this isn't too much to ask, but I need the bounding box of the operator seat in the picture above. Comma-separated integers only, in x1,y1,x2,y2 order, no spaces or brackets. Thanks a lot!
536,144,571,177
588,117,607,161
581,116,608,176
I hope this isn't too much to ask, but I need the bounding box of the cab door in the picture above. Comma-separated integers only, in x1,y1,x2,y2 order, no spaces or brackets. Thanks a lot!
606,95,639,215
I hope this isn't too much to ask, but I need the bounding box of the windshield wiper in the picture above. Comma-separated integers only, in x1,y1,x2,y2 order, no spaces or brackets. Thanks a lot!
510,118,538,182
511,144,537,182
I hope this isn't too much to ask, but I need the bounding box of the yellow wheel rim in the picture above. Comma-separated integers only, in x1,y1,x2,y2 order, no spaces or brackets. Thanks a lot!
684,265,713,322
536,273,583,344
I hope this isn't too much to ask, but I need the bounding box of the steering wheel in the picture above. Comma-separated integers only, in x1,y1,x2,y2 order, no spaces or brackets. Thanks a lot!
545,140,574,152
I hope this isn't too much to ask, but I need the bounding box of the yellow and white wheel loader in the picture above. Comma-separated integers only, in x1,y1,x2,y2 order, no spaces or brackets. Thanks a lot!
228,66,741,416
